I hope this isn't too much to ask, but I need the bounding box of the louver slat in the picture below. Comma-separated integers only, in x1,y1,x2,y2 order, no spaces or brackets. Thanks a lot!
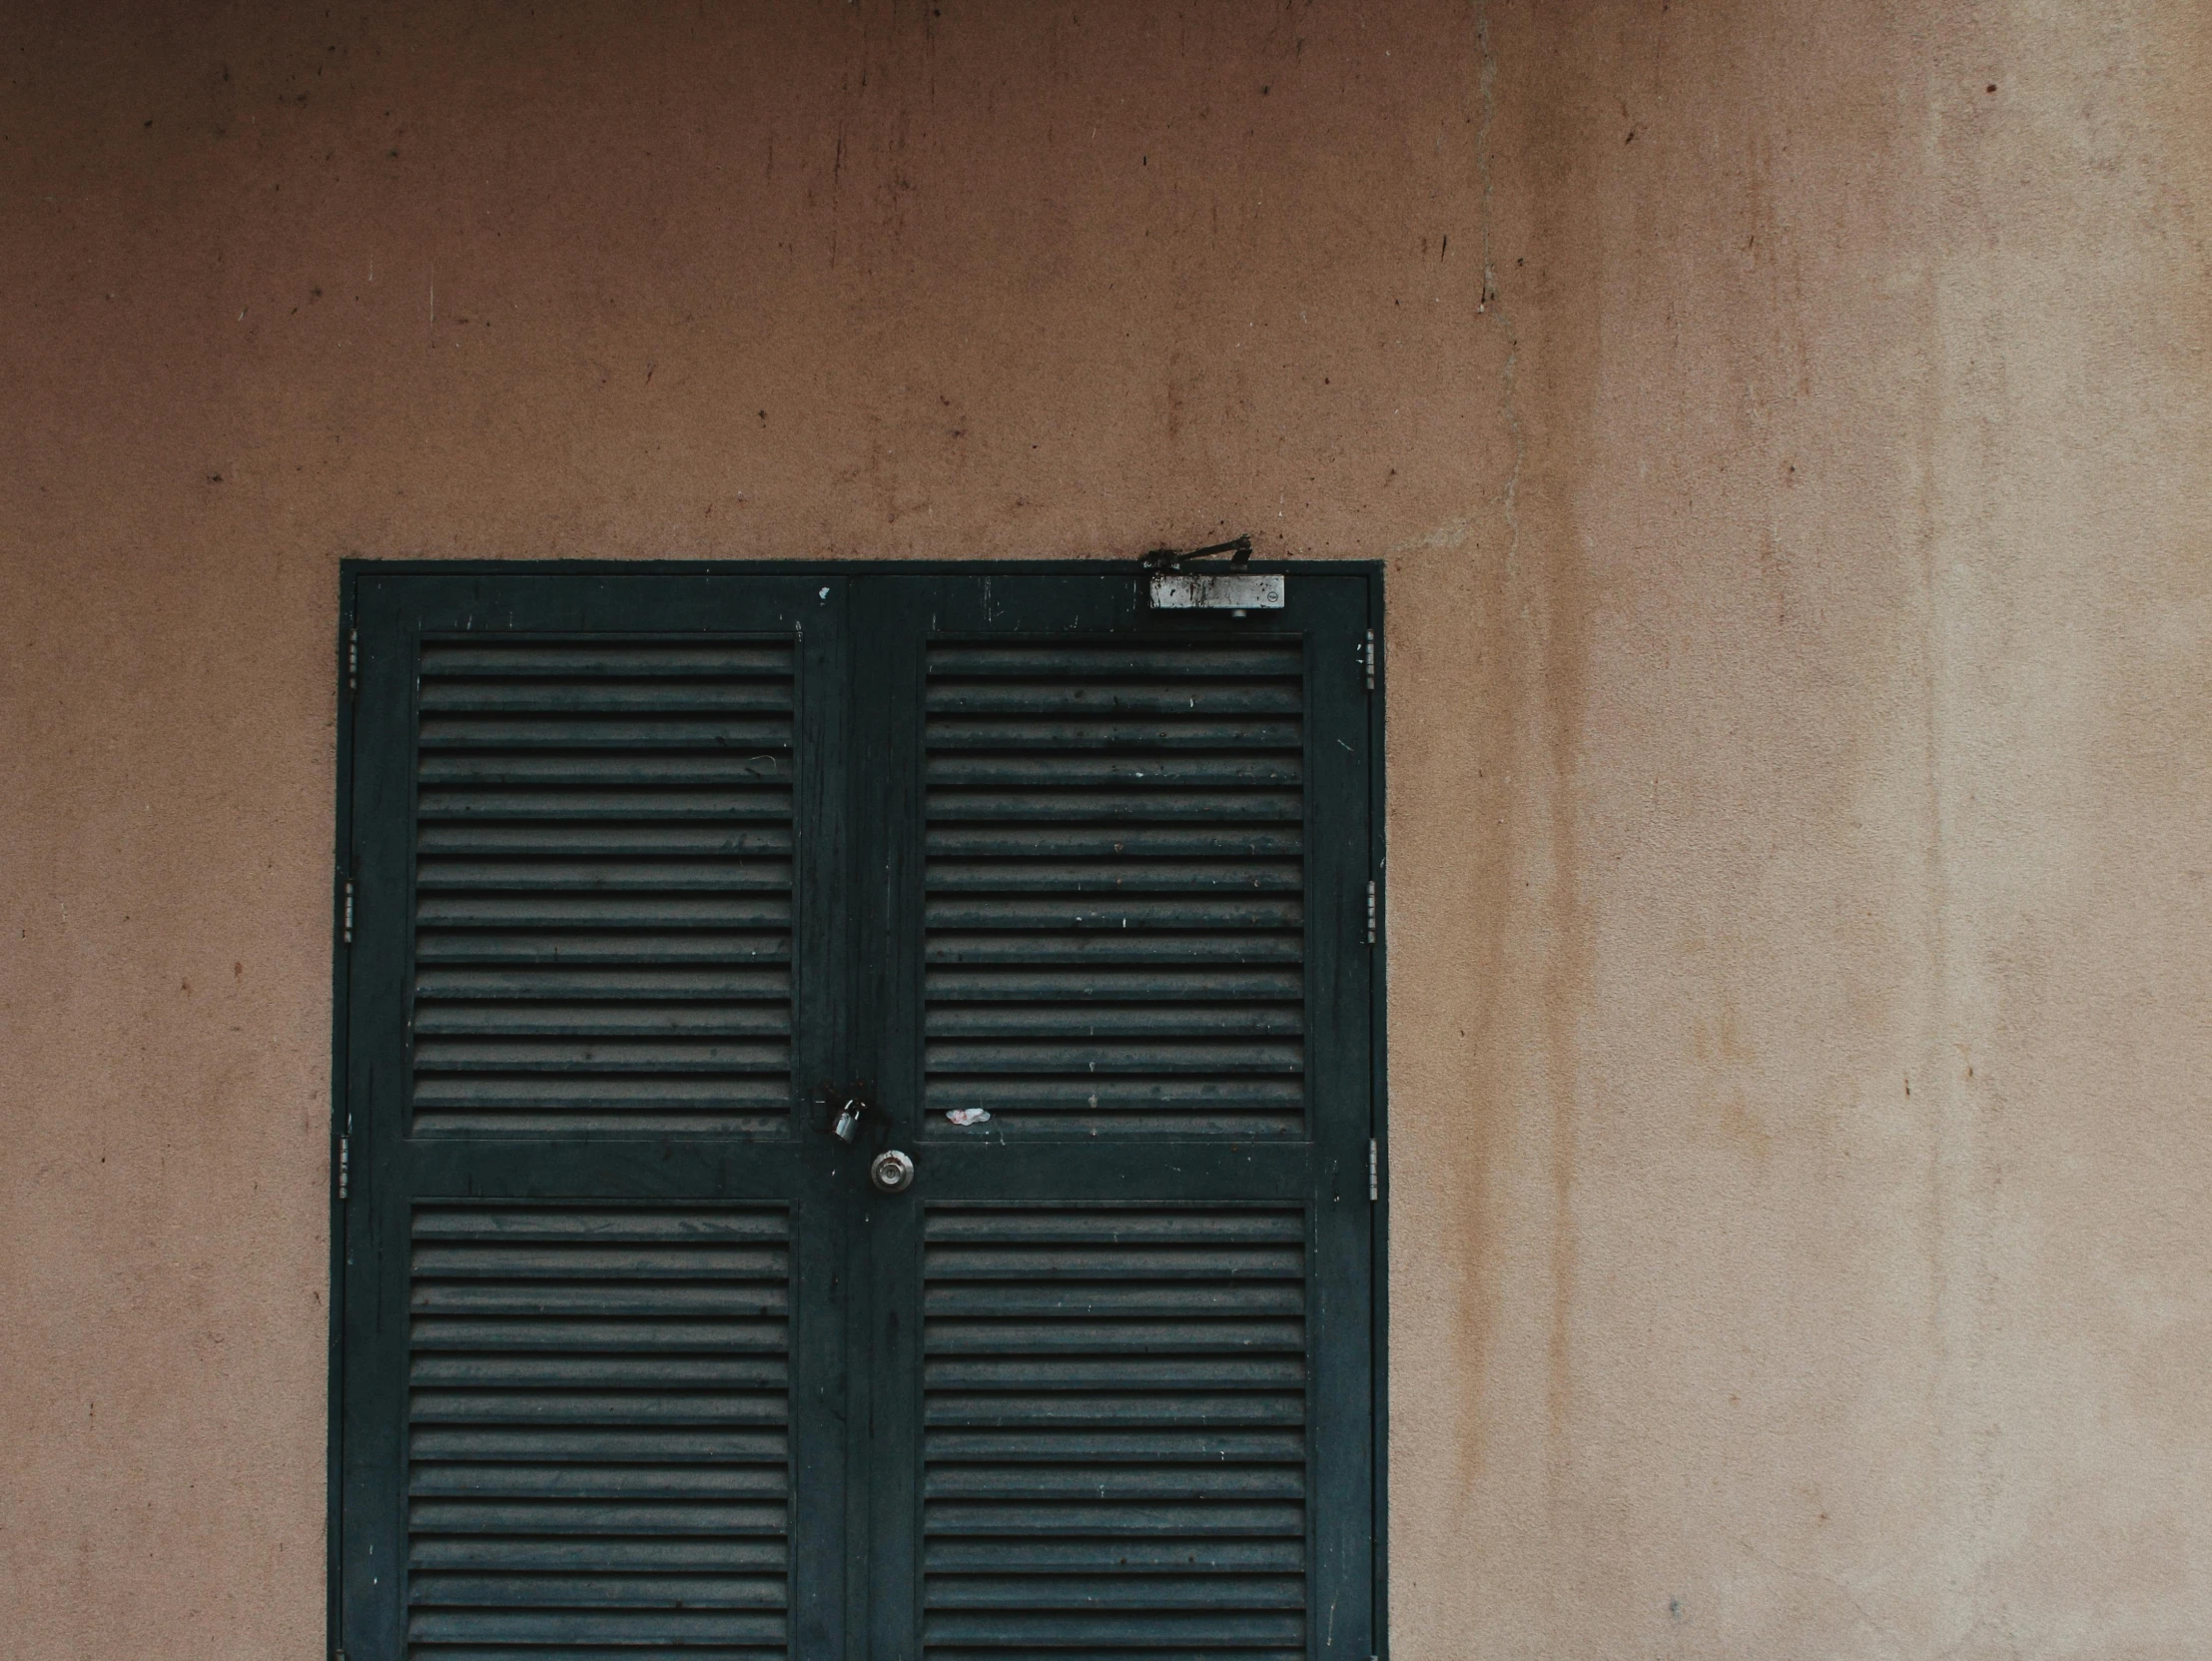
923,641,1304,1140
411,638,795,1136
921,1208,1307,1661
405,1206,791,1661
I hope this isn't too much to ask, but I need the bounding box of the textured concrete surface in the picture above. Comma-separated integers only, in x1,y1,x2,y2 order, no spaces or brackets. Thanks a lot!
1,1,2206,1655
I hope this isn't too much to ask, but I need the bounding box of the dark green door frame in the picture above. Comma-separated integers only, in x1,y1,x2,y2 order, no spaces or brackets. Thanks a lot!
330,561,1388,1661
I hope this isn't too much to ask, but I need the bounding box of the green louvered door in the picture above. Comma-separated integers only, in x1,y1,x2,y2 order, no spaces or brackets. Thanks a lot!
337,566,1380,1661
849,573,1379,1661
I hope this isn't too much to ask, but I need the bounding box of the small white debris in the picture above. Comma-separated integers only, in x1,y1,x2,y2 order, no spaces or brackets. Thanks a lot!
945,1108,991,1127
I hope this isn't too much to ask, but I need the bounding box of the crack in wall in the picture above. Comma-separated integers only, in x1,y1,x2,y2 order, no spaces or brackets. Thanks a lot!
1474,0,1523,581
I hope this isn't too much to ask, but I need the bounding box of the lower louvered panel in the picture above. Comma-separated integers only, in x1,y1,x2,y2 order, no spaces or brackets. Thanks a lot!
406,1206,791,1660
921,1207,1308,1661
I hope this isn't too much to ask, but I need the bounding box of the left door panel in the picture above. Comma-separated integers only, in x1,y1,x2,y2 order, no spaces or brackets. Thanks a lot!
339,573,851,1661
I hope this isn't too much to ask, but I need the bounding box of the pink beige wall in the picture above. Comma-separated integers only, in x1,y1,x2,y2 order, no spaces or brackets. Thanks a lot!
2,1,2206,1655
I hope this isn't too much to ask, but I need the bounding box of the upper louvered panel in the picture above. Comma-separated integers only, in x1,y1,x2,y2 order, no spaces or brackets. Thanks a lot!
921,1207,1308,1661
406,1206,792,1660
411,638,796,1136
923,641,1305,1140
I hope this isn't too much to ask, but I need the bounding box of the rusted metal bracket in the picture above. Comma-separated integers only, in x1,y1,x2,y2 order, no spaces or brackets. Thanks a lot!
1139,533,1254,572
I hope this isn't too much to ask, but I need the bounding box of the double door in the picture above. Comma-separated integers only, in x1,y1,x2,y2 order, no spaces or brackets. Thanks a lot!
336,565,1381,1660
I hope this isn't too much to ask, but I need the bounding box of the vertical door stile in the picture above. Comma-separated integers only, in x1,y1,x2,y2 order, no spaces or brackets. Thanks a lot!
341,575,418,1661
330,579,353,1656
851,576,936,1661
1366,576,1390,1660
1302,584,1377,1661
788,575,853,1661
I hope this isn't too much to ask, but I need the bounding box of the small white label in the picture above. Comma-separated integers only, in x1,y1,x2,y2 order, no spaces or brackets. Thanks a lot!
1148,572,1284,610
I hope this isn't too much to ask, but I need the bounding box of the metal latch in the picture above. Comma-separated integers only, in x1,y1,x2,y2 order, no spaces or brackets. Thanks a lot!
1141,533,1283,613
1148,571,1284,612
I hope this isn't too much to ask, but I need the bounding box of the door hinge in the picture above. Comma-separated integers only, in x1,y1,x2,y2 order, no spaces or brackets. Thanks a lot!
342,879,355,946
338,1136,350,1201
1364,879,1377,946
347,627,358,695
1361,628,1376,691
1368,1138,1379,1203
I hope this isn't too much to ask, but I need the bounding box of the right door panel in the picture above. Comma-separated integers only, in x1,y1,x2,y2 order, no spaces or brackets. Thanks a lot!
850,570,1378,1661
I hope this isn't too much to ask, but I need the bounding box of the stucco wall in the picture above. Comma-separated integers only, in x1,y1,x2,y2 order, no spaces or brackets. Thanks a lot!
2,2,2206,1656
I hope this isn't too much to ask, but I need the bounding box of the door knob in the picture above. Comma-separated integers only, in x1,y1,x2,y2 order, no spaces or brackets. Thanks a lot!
870,1150,915,1193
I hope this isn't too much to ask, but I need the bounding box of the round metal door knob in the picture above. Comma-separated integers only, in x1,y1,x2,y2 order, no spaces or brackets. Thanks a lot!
869,1149,916,1194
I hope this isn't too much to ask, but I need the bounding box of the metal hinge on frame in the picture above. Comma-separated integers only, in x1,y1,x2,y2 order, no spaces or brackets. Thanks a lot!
342,880,355,946
1361,628,1376,691
1365,879,1377,947
347,627,358,695
338,1137,350,1202
1368,1139,1379,1203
